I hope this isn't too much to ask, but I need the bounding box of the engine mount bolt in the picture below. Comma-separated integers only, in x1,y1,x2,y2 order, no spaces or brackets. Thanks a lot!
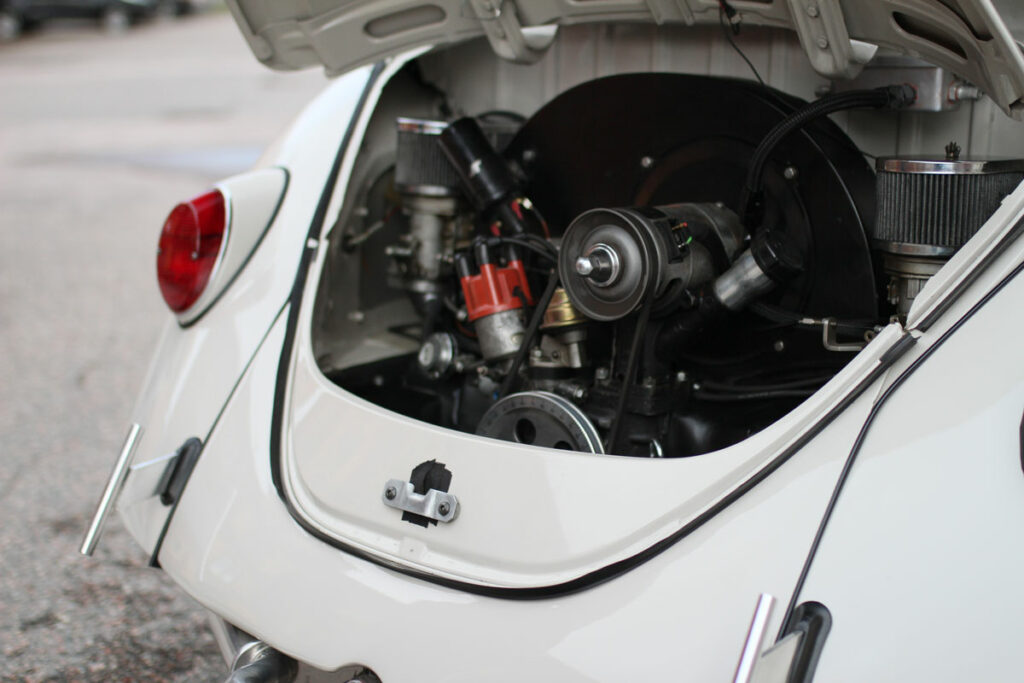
438,502,451,516
385,487,397,500
783,166,799,180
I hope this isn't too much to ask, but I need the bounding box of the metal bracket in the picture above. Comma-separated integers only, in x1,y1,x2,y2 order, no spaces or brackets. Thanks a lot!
832,57,981,112
821,317,866,352
786,0,876,80
383,479,459,523
468,0,557,64
796,316,869,352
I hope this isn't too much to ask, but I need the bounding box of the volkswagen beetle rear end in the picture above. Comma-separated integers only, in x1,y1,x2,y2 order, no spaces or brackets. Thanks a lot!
82,0,1024,680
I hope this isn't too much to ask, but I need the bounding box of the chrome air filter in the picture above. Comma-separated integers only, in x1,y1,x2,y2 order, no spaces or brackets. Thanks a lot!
873,154,1024,319
394,117,463,196
873,156,1024,256
395,117,520,197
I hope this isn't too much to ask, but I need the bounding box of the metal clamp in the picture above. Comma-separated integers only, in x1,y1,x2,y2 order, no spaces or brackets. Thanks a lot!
382,480,459,523
796,316,869,352
821,317,866,352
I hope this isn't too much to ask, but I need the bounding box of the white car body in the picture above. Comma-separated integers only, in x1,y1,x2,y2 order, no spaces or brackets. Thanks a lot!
86,0,1024,680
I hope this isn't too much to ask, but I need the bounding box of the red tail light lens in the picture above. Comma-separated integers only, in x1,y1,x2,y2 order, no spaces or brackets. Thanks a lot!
156,190,226,313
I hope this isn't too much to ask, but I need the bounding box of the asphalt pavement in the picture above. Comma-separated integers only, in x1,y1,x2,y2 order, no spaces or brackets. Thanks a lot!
0,11,325,681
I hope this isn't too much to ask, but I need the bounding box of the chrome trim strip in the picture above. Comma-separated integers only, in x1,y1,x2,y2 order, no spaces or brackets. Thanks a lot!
876,157,1024,175
733,593,776,683
80,423,143,556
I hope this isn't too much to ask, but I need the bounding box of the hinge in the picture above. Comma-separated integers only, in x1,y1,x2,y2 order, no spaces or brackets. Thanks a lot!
468,0,557,64
786,0,876,80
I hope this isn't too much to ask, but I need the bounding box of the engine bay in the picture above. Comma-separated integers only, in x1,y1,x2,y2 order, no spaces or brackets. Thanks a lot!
312,51,1024,458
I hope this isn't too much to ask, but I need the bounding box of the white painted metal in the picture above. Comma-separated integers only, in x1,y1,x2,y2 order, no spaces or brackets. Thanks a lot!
796,237,1024,682
277,29,1024,588
177,167,289,325
224,0,1024,117
281,298,905,587
154,215,1022,676
108,5,1024,679
157,306,874,677
116,67,373,552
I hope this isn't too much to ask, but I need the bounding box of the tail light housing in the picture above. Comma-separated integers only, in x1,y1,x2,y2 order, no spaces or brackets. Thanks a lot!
156,190,227,314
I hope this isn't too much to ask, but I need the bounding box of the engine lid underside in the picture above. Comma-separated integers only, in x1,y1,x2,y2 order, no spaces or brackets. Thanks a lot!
225,0,1024,118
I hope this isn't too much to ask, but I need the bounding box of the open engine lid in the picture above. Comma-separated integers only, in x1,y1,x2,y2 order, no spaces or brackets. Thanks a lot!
225,0,1024,118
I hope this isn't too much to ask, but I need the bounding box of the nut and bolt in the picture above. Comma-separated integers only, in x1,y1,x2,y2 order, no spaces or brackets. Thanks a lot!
595,367,610,381
806,4,819,17
348,310,366,324
384,486,397,500
438,502,451,516
640,155,655,169
783,166,799,180
817,36,829,49
572,387,587,401
575,256,595,276
675,371,688,383
773,340,786,352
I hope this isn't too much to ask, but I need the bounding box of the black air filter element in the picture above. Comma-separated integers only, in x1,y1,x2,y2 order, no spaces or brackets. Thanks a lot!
873,157,1024,255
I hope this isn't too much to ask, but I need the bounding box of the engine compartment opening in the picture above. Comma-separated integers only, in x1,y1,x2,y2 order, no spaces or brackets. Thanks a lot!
310,32,1024,459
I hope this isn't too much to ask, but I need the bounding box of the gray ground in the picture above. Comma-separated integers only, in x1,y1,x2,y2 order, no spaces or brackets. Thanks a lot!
0,11,325,681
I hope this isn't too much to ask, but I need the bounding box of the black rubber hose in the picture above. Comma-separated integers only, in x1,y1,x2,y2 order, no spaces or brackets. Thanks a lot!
693,388,815,402
740,84,916,226
498,269,561,399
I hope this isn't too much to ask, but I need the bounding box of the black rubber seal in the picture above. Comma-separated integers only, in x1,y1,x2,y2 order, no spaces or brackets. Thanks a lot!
1019,408,1024,478
157,437,203,506
270,62,387,495
779,601,832,683
149,437,204,568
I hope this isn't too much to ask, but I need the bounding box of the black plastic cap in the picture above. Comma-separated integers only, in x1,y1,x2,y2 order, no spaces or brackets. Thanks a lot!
751,230,804,283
